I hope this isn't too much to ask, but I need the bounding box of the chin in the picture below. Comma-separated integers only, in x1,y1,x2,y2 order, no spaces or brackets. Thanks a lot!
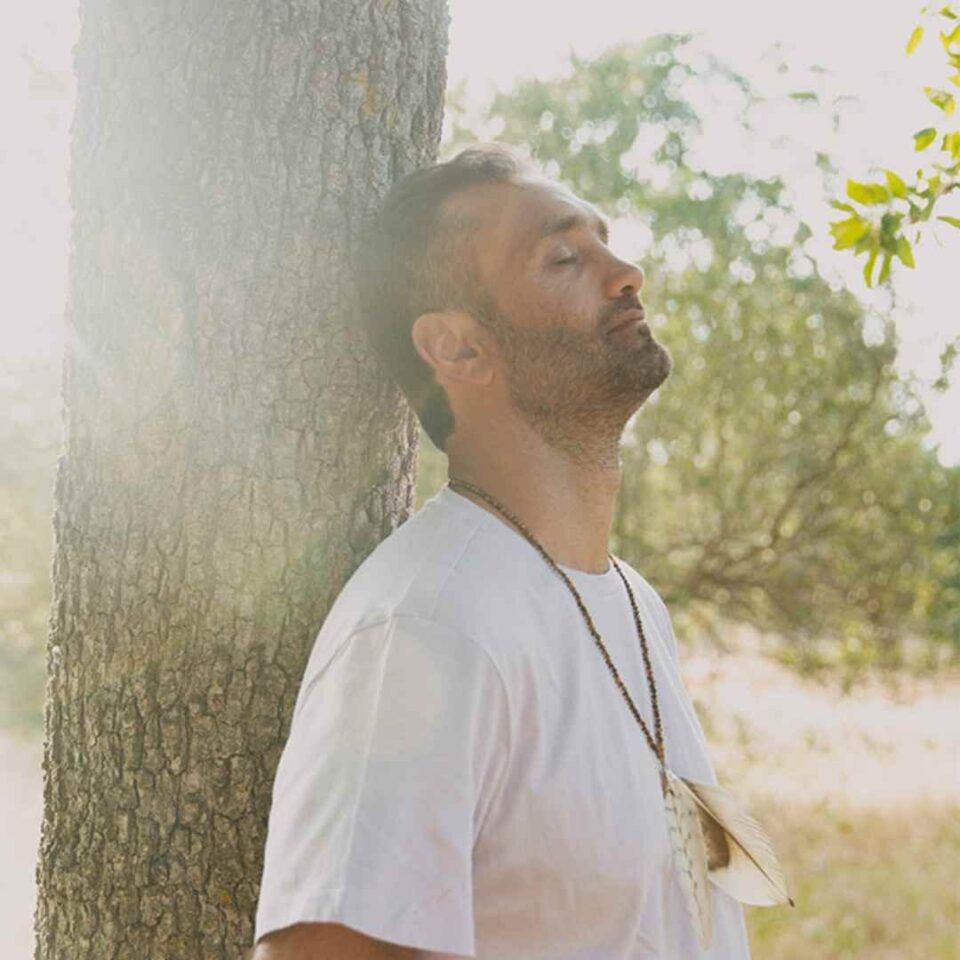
619,343,671,413
637,338,673,390
654,340,673,382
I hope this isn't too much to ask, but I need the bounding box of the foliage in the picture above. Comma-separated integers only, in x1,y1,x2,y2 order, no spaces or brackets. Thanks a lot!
424,35,959,666
0,355,60,735
829,3,960,289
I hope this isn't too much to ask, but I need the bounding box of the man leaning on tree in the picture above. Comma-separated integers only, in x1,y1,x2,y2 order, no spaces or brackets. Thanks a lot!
250,143,753,959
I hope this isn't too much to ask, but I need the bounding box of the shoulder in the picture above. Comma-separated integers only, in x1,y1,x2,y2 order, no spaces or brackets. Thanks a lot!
301,489,533,686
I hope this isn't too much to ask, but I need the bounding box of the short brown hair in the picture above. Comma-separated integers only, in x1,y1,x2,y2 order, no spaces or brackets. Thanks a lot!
354,143,532,451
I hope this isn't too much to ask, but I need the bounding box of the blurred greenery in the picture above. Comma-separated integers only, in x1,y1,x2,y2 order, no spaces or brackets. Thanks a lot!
745,797,960,960
0,355,60,737
418,33,960,676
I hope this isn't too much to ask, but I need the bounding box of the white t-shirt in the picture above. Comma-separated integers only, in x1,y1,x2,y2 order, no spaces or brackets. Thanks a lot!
255,484,752,959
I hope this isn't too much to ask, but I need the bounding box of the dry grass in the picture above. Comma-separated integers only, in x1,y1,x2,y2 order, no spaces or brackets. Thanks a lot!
745,797,959,959
680,631,960,959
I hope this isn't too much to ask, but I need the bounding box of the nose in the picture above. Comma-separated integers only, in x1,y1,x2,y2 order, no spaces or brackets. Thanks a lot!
605,254,644,301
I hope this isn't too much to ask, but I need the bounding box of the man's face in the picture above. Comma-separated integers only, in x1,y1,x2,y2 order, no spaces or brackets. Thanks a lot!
463,177,672,454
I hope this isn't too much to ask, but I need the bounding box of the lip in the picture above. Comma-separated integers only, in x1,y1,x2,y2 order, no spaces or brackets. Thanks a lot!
605,308,646,334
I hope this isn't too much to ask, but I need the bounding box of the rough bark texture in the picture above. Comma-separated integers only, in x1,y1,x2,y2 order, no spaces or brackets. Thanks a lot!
35,1,449,956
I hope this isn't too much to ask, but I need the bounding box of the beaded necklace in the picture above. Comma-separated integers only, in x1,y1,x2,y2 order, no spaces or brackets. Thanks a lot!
446,476,793,949
448,476,669,790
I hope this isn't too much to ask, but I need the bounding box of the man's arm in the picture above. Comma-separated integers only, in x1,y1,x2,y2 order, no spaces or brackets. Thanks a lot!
250,921,421,959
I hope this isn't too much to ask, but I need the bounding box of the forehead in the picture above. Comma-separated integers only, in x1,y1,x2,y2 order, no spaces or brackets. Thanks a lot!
450,177,608,278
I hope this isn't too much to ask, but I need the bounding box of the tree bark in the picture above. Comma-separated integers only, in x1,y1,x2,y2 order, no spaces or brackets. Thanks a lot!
35,1,450,956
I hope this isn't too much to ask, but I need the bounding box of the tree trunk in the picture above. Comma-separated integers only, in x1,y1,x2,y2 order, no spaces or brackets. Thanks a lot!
34,1,450,956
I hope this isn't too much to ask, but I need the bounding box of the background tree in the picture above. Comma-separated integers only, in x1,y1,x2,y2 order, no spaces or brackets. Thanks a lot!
420,35,959,672
34,1,449,956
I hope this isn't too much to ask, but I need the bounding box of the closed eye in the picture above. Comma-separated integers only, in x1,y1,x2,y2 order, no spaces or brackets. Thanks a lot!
552,255,578,266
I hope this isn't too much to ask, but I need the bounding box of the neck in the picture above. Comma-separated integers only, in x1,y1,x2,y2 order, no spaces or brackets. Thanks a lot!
445,425,623,575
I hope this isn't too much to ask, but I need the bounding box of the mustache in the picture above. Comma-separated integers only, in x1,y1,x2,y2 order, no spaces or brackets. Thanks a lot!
600,297,645,328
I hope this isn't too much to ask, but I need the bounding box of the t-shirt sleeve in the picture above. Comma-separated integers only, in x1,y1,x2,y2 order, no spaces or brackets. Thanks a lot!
254,613,511,956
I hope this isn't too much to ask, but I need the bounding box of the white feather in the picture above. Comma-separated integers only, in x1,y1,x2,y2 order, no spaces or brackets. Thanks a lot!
664,769,714,949
677,774,794,909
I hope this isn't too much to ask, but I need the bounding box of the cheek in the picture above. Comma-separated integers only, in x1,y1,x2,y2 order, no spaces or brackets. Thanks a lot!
520,278,592,329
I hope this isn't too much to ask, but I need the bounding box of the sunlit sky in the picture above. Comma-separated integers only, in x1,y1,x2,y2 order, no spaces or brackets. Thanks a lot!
2,0,958,463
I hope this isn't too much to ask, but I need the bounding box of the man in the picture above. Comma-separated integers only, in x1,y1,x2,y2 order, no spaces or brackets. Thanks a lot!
252,143,752,958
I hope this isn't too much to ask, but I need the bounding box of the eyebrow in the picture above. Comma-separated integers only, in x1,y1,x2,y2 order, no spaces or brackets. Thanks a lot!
536,210,610,246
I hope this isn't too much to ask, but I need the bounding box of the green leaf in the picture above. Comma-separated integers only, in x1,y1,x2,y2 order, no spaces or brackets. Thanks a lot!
941,4,959,18
789,91,819,102
878,252,893,285
943,131,960,158
846,179,890,205
884,170,909,198
829,215,872,250
951,73,960,87
941,23,960,47
907,25,925,54
863,246,879,287
924,87,957,114
914,127,938,150
879,212,904,249
897,235,916,268
938,215,960,229
830,200,857,213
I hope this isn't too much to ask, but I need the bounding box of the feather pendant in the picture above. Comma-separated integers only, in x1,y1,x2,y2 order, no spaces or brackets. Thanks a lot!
676,773,795,909
663,769,714,949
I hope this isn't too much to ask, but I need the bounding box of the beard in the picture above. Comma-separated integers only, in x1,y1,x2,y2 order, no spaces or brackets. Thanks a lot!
474,295,673,468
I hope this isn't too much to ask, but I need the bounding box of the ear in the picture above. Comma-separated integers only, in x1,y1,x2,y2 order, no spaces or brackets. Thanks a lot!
411,310,494,387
